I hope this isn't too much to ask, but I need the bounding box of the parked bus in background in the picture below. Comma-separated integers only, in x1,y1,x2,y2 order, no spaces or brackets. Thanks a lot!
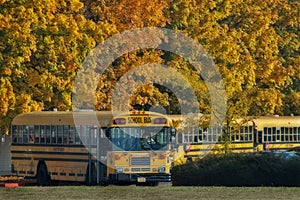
182,115,300,161
11,111,113,186
252,115,300,152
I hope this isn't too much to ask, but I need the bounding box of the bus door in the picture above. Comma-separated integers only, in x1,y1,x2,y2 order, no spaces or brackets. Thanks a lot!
95,127,108,185
254,129,263,151
85,126,106,185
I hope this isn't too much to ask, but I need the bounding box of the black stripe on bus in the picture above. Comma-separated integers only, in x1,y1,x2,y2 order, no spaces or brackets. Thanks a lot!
189,146,255,152
77,173,84,177
19,171,26,174
27,171,34,175
11,157,31,160
60,173,66,176
189,142,254,145
69,173,76,176
11,150,89,156
230,147,254,151
11,144,87,148
52,172,58,176
12,156,89,163
33,157,88,163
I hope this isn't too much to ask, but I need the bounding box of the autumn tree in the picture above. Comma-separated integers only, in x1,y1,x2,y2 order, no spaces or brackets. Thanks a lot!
166,0,300,152
0,0,115,132
1,0,299,135
76,0,178,112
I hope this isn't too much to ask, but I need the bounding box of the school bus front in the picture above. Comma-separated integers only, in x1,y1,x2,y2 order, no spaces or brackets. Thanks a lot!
105,111,174,184
107,151,172,184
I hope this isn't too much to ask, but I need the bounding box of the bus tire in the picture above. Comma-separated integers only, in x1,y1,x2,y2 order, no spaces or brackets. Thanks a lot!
37,163,51,186
85,164,97,186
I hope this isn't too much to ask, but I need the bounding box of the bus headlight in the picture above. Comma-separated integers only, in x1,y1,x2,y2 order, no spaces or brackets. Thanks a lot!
158,167,165,173
116,167,123,174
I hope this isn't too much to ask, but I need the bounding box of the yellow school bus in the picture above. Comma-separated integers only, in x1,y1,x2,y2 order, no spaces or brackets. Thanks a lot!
181,115,300,160
11,110,188,186
11,111,113,186
105,111,186,185
253,115,300,151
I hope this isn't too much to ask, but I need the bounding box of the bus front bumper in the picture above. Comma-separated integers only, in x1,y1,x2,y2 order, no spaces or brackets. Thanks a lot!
108,173,172,183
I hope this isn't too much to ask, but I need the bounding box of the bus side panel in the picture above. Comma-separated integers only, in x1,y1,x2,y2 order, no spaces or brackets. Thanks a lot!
11,145,90,182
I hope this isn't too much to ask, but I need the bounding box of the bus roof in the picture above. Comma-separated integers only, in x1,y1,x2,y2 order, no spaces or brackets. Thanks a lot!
12,111,114,126
253,115,300,128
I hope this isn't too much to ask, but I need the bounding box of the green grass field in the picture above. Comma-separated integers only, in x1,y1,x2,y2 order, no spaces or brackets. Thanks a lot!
1,186,300,200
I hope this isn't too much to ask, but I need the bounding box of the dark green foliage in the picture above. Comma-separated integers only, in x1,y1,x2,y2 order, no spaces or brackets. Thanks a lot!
172,153,300,186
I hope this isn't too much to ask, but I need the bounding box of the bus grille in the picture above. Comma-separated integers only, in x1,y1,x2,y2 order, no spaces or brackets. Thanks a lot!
131,157,150,166
132,168,151,172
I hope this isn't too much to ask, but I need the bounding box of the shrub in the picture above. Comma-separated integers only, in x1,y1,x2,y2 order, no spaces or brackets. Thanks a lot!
171,153,300,186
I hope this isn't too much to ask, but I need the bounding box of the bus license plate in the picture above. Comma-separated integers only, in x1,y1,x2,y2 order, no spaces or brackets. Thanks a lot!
137,177,146,182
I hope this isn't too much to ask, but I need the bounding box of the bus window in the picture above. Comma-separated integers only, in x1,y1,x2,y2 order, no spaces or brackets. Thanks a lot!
79,126,88,145
263,128,267,142
267,128,272,142
63,125,69,144
207,128,213,142
249,126,253,141
285,127,289,141
40,126,45,143
230,127,235,141
240,127,244,141
51,125,57,144
34,125,40,143
281,127,284,141
90,126,97,146
23,126,28,144
28,125,34,143
75,126,81,144
57,126,63,144
213,127,219,142
69,126,76,144
12,125,18,144
17,126,23,144
177,132,183,144
198,129,203,142
271,127,276,142
203,128,207,141
46,126,51,144
276,128,280,141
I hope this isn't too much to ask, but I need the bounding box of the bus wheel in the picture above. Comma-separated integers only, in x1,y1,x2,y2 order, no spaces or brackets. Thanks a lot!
37,164,51,186
85,164,97,186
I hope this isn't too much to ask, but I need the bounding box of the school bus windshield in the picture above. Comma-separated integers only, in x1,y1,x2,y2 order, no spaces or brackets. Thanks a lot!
108,127,170,151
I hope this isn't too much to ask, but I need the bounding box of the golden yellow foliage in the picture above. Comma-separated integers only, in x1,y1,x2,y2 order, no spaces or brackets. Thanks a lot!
0,0,299,134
